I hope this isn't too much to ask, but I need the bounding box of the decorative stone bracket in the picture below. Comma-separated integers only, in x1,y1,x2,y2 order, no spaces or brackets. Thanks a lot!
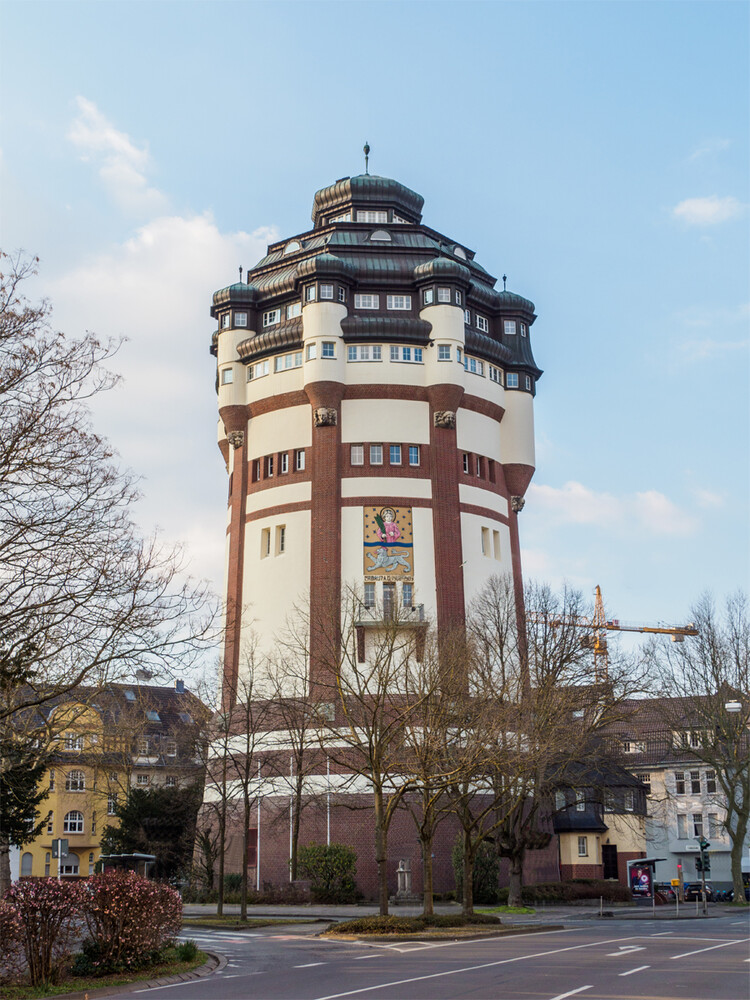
227,430,245,449
433,410,456,429
313,407,337,427
510,496,525,513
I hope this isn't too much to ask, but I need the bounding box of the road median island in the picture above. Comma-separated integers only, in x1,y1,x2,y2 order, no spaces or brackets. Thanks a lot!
182,916,317,930
323,914,564,942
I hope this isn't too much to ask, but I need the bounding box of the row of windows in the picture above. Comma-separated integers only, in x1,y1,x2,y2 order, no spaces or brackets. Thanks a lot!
326,210,412,225
674,769,716,795
556,788,637,813
252,449,306,481
236,344,532,390
261,525,286,558
480,527,502,561
222,295,530,336
363,581,414,609
350,444,421,467
676,812,722,839
461,452,499,483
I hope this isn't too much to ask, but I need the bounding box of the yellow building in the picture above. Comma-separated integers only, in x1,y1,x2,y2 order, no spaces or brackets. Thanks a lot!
18,682,206,879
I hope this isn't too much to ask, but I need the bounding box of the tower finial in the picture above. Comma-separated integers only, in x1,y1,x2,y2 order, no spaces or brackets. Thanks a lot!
239,265,243,283
502,273,507,291
363,141,370,175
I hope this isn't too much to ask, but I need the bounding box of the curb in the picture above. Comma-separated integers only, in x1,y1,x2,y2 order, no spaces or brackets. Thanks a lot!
325,923,564,943
40,951,226,1000
183,919,321,931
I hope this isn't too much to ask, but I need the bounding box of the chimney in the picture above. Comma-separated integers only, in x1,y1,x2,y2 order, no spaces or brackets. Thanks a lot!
174,679,185,694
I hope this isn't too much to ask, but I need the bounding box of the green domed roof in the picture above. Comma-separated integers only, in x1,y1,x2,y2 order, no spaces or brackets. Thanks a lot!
496,289,535,315
312,174,424,227
296,252,357,281
212,282,260,309
413,257,471,283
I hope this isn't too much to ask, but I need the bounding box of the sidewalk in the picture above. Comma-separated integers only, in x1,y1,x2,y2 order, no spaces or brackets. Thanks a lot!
182,900,744,925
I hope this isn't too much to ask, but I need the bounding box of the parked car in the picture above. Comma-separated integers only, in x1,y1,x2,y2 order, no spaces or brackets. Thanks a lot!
684,882,713,902
654,882,677,901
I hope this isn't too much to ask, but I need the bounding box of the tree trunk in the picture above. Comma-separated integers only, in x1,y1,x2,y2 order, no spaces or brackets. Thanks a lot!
730,818,749,905
290,773,303,881
0,835,11,894
462,833,474,916
241,796,249,921
507,852,524,907
373,787,389,916
421,831,435,916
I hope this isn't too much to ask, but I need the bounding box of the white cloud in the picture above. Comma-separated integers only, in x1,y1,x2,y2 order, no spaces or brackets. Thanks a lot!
672,195,745,226
676,336,749,363
527,481,698,537
68,96,168,216
47,213,277,589
688,138,731,161
691,489,724,510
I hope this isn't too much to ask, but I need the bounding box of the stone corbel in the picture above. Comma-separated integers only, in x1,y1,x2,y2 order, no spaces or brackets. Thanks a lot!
510,496,525,513
227,430,245,449
433,410,456,429
313,407,337,427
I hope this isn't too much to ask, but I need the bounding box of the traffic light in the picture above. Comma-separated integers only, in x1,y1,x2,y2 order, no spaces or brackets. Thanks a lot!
695,856,703,872
699,837,711,851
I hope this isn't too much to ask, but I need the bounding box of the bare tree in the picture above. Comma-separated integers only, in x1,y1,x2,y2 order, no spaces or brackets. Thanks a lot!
0,252,215,889
647,592,749,904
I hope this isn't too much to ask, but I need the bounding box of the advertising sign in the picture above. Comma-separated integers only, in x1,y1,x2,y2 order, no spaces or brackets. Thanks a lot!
630,865,652,898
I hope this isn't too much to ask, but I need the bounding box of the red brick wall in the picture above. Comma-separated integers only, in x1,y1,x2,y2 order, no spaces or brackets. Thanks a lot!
559,863,604,880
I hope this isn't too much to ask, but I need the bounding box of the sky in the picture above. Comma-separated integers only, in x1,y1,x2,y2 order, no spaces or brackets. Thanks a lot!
1,1,748,665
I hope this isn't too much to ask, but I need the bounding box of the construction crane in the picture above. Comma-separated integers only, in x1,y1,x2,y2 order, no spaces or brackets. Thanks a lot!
528,585,698,682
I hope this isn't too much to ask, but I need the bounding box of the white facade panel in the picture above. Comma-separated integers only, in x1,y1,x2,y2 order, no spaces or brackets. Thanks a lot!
460,511,512,604
459,484,509,518
247,405,312,458
246,481,311,515
341,477,432,499
456,409,502,459
341,399,430,444
499,391,535,469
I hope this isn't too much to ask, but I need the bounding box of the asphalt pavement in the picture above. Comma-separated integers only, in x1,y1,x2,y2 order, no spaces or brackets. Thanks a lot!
105,906,750,1000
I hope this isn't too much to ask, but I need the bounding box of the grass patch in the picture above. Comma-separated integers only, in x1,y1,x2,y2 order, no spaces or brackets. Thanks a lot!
1,948,208,999
183,916,315,929
328,913,501,936
478,905,536,915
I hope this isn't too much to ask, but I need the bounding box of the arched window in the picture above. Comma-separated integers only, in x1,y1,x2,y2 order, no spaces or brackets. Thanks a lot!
369,229,392,242
21,852,32,876
65,770,85,792
63,810,84,834
283,240,301,254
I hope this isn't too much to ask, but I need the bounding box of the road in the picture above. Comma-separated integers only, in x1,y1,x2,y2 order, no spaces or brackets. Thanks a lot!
119,912,750,1000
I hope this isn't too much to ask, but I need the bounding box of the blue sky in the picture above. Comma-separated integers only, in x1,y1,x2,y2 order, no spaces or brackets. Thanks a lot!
1,0,748,638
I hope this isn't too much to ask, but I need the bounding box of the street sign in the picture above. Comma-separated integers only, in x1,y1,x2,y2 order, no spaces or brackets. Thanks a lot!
51,839,69,858
671,879,680,886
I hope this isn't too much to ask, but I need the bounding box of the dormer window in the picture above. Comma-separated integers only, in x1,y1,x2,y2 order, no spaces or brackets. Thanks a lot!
356,210,388,223
283,240,301,255
329,212,352,223
305,285,317,303
263,309,280,327
235,312,248,327
393,214,410,224
221,314,230,329
476,315,489,333
520,322,528,337
504,320,517,335
453,246,467,260
370,230,392,241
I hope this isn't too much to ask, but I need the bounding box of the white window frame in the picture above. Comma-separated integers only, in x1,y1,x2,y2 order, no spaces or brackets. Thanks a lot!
455,290,462,305
387,294,411,310
235,312,248,327
389,444,402,465
369,444,383,465
354,293,380,310
506,372,519,388
520,322,527,337
274,352,303,372
402,582,413,607
136,773,149,786
287,301,302,319
350,445,364,466
220,368,233,385
348,344,382,362
408,445,420,466
525,375,532,390
504,320,517,335
337,286,347,303
437,344,451,361
166,776,176,787
276,525,286,555
222,314,230,329
295,449,306,471
476,315,489,333
64,733,83,751
280,452,289,474
64,811,84,834
263,309,280,328
320,283,334,300
247,360,269,381
305,285,317,302
65,770,85,792
423,288,434,305
489,365,503,384
306,343,317,361
465,356,484,376
462,454,470,474
577,836,588,857
463,309,471,325
322,341,336,358
363,582,376,608
356,210,387,223
329,212,352,223
437,287,451,303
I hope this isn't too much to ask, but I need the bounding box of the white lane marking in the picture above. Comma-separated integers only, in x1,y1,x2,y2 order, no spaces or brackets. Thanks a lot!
606,945,645,956
619,965,651,977
670,937,750,959
354,953,386,959
295,962,327,968
731,920,749,925
650,931,673,936
548,988,592,1000
134,981,208,993
222,974,240,979
311,934,644,1000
